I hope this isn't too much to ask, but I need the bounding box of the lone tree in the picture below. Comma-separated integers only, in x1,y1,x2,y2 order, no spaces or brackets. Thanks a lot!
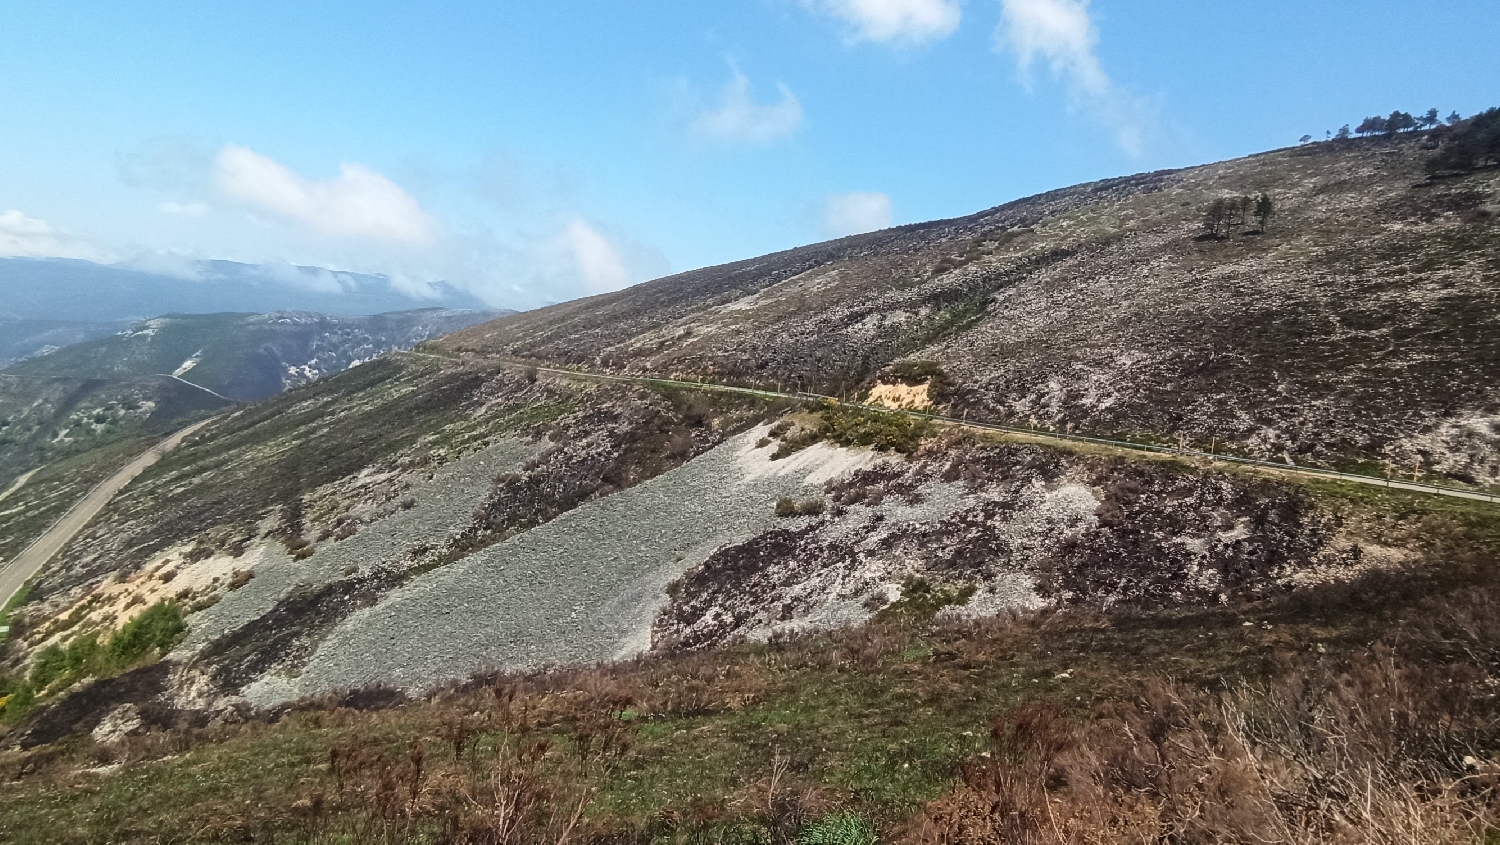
1336,124,1352,140
1447,110,1463,125
1420,108,1441,130
1254,193,1275,231
1203,198,1230,238
1299,134,1313,145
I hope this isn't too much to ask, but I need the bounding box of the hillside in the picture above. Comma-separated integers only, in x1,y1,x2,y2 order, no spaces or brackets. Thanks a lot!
0,320,130,367
1,132,1498,843
0,308,504,488
6,308,506,402
444,134,1500,486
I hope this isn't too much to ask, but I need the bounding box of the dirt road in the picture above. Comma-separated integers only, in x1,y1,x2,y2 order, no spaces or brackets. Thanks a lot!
401,351,1500,506
0,419,215,611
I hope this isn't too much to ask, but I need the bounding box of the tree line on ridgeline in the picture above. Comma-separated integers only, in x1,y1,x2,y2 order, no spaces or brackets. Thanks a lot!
1295,105,1500,175
1209,105,1500,237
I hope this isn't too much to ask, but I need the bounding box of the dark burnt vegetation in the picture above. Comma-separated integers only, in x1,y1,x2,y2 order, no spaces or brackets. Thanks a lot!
653,436,1365,655
1426,107,1500,176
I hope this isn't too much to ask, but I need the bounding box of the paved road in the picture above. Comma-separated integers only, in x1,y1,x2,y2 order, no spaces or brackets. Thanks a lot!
401,351,1499,506
0,419,216,611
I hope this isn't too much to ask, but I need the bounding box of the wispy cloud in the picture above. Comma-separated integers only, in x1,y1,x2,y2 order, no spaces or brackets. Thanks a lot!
0,210,104,260
691,70,804,146
824,192,894,237
804,0,962,45
995,0,1146,155
565,219,632,294
214,145,438,244
160,201,209,218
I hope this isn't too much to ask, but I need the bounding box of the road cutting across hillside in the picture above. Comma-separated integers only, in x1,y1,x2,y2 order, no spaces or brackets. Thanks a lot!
400,350,1499,506
0,418,217,611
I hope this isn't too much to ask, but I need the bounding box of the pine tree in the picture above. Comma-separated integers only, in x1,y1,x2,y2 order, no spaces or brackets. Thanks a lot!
1254,194,1275,232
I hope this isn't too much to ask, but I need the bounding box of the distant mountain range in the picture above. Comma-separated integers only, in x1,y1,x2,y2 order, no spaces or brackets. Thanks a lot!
0,257,493,324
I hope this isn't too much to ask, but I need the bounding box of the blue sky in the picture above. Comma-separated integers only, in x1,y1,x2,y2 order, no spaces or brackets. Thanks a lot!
1,1,1496,308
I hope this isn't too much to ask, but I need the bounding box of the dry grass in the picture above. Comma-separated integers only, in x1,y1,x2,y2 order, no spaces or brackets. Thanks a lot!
4,563,1500,843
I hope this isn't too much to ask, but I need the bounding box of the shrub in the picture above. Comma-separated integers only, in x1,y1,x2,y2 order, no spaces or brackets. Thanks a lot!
820,405,931,454
776,498,826,518
877,576,976,623
106,600,186,666
799,813,877,845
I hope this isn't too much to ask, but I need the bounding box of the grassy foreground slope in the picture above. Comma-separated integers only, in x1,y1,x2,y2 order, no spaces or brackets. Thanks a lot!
443,134,1500,485
1,483,1498,843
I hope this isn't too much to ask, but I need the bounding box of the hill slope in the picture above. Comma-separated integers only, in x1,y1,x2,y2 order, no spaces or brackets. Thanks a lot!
6,308,506,402
444,135,1500,486
2,133,1499,843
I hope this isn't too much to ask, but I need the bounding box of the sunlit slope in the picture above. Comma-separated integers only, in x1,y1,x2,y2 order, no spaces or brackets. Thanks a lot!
443,136,1500,484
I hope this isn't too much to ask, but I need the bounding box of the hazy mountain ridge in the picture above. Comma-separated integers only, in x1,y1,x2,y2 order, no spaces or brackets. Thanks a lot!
0,257,493,324
0,308,506,485
0,320,132,367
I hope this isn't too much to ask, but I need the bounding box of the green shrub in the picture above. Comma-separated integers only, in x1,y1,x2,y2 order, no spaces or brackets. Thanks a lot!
28,631,105,693
877,576,977,623
820,405,931,454
107,600,186,666
0,679,35,723
798,813,878,845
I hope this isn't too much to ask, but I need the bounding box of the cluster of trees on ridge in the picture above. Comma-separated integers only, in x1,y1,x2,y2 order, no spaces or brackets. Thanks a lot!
1300,107,1461,144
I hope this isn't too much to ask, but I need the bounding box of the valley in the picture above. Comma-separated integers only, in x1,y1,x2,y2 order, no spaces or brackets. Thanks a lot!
1,129,1498,843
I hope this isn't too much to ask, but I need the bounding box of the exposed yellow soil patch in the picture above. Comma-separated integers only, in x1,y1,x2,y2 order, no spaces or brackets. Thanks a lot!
28,543,265,652
866,381,934,410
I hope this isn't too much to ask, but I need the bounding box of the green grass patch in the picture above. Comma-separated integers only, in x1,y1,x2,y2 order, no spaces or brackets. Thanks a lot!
1,600,185,723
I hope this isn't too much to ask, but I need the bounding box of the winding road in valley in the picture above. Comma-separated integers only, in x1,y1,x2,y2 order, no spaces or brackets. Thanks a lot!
0,419,216,612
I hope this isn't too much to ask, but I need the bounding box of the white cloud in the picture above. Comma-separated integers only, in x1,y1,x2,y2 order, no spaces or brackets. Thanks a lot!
0,210,104,260
214,145,437,244
691,71,804,145
566,219,632,294
995,0,1146,155
804,0,961,45
823,192,894,237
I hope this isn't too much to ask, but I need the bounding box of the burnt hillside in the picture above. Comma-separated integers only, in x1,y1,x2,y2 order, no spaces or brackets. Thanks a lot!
443,136,1500,483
